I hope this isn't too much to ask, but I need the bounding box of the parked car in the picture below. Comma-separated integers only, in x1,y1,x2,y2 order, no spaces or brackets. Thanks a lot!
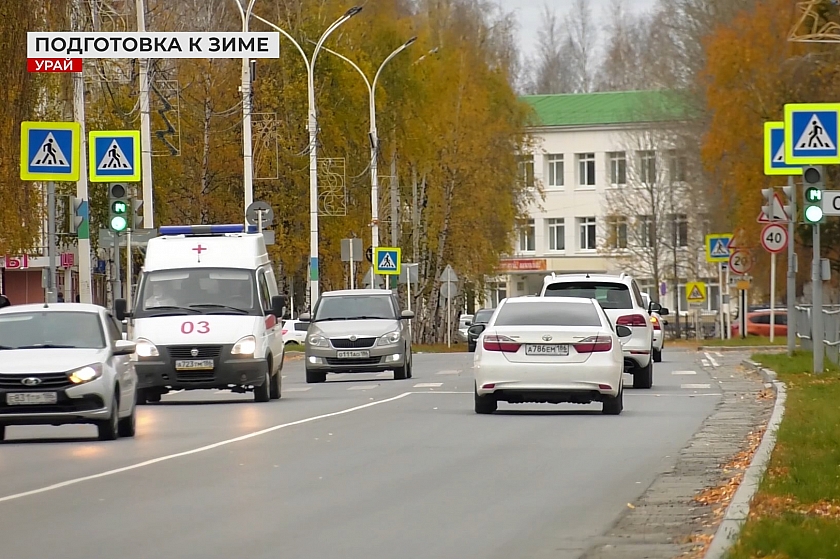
539,272,666,388
731,309,787,337
467,308,496,352
471,296,632,415
282,319,309,345
457,314,474,343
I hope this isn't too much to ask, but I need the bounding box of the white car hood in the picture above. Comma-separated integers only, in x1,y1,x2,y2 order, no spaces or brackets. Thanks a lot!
133,315,263,345
0,348,105,373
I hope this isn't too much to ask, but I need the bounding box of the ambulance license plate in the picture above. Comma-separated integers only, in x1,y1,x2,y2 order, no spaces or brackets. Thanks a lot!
336,350,370,359
175,359,215,370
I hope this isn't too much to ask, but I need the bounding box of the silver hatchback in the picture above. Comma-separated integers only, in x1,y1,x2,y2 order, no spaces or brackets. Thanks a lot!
300,289,414,383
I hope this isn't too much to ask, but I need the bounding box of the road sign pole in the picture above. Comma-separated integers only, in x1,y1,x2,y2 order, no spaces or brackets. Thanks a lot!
73,69,92,304
406,267,412,343
113,232,121,306
741,289,747,339
47,182,57,303
126,228,132,312
813,222,824,373
447,294,451,348
725,265,731,339
787,175,797,356
770,251,776,343
349,241,355,290
718,263,724,340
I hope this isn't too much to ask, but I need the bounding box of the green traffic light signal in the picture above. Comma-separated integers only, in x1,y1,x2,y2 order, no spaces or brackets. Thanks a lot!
112,201,128,214
110,215,128,231
805,187,822,203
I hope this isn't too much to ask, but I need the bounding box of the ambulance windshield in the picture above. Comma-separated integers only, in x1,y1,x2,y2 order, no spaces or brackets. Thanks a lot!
135,268,260,317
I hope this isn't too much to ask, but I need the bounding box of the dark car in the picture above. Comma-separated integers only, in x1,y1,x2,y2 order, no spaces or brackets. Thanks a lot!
467,308,496,352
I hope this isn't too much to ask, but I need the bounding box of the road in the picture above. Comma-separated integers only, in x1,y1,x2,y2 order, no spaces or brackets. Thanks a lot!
0,349,721,559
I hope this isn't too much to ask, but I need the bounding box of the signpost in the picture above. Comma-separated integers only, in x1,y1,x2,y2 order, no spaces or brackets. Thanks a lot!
764,121,803,176
88,130,141,182
401,263,419,342
340,238,363,289
704,233,732,263
373,247,401,290
761,223,788,343
783,103,840,165
728,250,754,276
686,282,706,341
440,264,459,347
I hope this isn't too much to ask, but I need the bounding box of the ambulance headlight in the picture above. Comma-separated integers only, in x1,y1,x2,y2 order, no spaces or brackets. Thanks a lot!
308,334,328,348
232,335,257,356
135,338,159,358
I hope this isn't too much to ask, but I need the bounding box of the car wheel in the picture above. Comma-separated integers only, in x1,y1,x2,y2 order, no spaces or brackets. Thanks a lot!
474,385,497,414
653,348,662,363
97,395,120,441
468,342,476,353
394,362,408,380
602,383,623,415
407,352,413,379
269,370,282,400
0,425,5,441
135,389,147,405
305,368,327,384
145,391,162,404
254,369,271,402
633,360,653,389
118,400,137,437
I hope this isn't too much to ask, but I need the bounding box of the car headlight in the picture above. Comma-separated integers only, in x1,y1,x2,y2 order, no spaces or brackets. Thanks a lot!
68,363,103,384
232,335,257,355
135,338,159,358
308,334,328,348
378,331,401,345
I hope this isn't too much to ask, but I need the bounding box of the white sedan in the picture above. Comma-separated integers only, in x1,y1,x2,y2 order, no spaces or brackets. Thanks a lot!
472,296,631,415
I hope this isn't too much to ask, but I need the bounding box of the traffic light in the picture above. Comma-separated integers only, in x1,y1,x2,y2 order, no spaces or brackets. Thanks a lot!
132,199,143,230
108,183,129,232
803,165,825,224
761,187,776,221
68,196,84,234
782,183,796,223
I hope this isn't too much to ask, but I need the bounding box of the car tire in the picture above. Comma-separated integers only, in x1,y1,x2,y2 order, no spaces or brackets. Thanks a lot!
254,369,271,402
653,348,662,363
118,401,137,437
474,385,497,414
145,391,162,404
305,368,327,384
135,389,147,405
468,342,476,353
0,425,5,441
97,395,120,441
633,360,653,389
269,371,282,400
602,384,623,415
394,362,408,380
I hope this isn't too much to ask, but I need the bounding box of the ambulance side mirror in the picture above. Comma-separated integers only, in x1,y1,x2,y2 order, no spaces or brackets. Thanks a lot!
271,295,286,318
115,299,130,321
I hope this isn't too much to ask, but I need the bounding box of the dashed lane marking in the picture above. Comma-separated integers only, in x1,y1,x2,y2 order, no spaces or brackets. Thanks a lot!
672,370,697,375
413,383,444,388
681,383,712,389
347,385,378,391
435,370,460,375
283,387,311,392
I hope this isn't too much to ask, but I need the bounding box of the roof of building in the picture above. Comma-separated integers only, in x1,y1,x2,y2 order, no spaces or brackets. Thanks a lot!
520,90,694,128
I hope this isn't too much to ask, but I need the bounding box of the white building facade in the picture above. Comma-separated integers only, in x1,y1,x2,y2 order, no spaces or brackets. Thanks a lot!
486,91,722,320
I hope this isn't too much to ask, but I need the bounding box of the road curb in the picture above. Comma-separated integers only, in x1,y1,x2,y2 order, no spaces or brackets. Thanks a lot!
702,359,787,559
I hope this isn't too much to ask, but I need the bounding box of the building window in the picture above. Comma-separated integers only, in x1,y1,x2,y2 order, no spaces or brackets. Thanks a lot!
518,155,534,188
607,216,628,249
608,151,626,186
579,217,596,250
637,150,656,185
669,213,688,247
547,218,565,251
669,149,688,183
518,219,535,252
638,215,655,248
577,153,595,186
547,154,564,187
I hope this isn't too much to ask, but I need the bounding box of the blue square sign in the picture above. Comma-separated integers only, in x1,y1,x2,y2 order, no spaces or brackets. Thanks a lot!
764,122,801,176
784,103,840,164
89,130,141,182
20,121,81,181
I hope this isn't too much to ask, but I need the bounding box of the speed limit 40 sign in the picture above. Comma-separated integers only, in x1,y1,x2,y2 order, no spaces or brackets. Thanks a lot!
761,223,788,253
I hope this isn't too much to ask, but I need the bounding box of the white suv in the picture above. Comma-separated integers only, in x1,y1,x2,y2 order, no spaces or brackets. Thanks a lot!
539,272,663,388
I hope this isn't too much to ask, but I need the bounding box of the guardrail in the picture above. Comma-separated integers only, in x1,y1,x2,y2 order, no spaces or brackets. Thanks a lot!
793,304,840,365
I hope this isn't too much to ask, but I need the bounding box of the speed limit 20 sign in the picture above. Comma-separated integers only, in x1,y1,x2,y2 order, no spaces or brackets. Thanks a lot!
729,250,754,275
761,223,788,253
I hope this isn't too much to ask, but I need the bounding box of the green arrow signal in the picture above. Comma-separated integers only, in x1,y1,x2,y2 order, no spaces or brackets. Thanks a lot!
805,187,822,203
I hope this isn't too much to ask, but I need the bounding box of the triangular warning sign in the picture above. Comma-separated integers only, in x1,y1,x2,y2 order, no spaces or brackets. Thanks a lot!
30,132,69,167
795,114,836,151
757,192,790,223
688,285,704,300
710,240,729,258
97,140,132,170
378,252,396,270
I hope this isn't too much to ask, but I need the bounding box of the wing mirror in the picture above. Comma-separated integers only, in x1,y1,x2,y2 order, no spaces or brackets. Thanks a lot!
271,295,286,318
648,301,662,313
113,339,137,356
615,325,632,339
468,324,486,336
298,312,311,322
400,310,415,319
114,298,130,321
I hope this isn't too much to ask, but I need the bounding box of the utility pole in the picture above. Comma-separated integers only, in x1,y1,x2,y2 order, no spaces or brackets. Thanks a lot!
72,0,93,304
47,182,57,304
135,0,154,228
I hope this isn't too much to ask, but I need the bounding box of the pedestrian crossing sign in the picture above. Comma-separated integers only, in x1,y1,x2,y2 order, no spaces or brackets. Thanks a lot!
89,130,141,182
685,282,707,304
784,103,840,165
20,121,81,181
373,247,401,276
763,122,802,176
705,233,732,263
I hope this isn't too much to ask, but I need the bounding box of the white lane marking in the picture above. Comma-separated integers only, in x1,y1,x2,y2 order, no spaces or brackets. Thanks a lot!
672,370,697,375
714,352,723,357
412,391,471,394
283,387,311,392
347,385,378,391
413,383,443,388
681,383,712,389
0,392,413,504
435,370,460,375
627,393,719,397
704,352,719,368
701,359,710,367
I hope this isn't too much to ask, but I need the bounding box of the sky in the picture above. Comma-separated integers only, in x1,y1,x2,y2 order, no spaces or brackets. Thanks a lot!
496,0,659,63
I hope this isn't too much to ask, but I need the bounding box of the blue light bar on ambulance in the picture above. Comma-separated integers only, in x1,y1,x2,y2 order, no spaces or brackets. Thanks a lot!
159,224,262,236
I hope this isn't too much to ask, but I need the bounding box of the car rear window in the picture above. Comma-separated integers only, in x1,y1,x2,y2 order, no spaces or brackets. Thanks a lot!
493,302,602,327
294,322,309,331
543,281,633,309
474,309,495,323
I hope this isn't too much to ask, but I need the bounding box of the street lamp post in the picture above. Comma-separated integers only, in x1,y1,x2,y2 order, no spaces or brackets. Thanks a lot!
234,0,259,222
318,38,417,280
252,7,362,309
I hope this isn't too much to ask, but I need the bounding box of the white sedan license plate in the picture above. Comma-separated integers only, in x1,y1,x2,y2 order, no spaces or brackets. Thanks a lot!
7,392,58,405
174,359,215,370
336,350,370,359
525,344,569,356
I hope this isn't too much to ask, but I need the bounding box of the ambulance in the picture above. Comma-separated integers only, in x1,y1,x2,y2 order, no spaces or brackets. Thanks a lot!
115,224,287,404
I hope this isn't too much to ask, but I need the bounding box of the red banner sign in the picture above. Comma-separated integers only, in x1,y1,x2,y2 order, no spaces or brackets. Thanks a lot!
497,259,547,272
27,58,82,73
2,255,29,270
60,253,75,268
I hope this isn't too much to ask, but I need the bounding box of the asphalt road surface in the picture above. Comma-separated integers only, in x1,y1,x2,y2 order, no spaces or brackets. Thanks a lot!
0,349,722,559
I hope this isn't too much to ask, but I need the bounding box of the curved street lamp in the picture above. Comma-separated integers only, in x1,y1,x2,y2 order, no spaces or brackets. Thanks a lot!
233,0,260,219
252,7,362,308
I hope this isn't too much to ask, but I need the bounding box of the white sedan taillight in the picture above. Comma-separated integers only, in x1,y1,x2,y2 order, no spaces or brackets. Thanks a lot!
573,335,612,353
482,335,521,353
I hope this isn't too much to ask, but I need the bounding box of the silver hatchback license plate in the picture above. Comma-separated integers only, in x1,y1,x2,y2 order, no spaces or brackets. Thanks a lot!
175,359,215,370
336,350,370,359
7,392,58,405
525,344,569,356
